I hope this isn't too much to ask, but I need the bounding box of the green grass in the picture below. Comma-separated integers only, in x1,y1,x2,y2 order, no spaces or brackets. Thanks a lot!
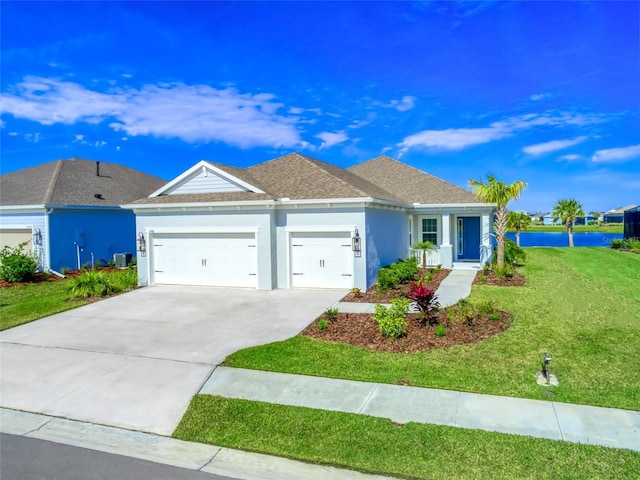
0,269,139,331
514,224,623,233
0,279,88,330
174,395,640,480
225,248,640,410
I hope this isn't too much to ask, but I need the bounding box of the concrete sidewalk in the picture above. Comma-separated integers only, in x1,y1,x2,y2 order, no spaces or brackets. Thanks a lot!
333,266,477,313
201,367,640,452
0,408,391,480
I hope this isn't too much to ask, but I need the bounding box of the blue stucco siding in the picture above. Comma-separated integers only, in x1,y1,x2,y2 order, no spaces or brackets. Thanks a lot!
48,208,135,271
364,207,408,288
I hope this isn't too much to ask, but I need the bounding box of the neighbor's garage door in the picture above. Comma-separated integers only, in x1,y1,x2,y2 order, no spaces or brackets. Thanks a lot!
0,228,32,253
290,232,353,289
152,233,257,287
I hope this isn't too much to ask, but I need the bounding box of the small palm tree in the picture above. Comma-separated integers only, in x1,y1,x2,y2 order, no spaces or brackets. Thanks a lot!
507,211,531,247
412,240,436,270
552,198,585,247
470,175,527,269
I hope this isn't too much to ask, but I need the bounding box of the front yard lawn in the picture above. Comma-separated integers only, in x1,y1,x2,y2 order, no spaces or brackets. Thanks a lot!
224,248,640,410
0,269,137,331
174,395,640,480
0,280,88,331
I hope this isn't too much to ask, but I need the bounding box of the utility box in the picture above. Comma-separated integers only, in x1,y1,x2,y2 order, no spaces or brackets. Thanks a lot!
113,253,132,268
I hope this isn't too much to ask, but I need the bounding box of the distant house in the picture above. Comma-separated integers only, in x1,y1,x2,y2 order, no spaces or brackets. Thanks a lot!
543,213,595,226
624,206,640,240
126,153,496,291
542,213,562,225
604,204,638,224
0,159,165,272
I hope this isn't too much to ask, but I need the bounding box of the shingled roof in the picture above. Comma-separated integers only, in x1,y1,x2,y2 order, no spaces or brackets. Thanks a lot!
348,155,479,204
0,158,166,207
246,153,404,202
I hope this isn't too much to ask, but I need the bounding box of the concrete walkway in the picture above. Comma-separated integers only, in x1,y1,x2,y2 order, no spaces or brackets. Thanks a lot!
333,265,478,313
201,367,640,452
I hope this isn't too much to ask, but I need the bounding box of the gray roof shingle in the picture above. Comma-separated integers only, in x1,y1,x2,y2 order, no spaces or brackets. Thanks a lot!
246,152,404,202
0,158,166,207
348,155,480,204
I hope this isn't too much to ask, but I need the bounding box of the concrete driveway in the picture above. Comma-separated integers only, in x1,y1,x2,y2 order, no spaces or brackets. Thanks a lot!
0,286,345,435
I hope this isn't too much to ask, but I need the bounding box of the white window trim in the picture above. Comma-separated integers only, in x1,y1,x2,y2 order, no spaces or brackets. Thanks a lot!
419,215,440,245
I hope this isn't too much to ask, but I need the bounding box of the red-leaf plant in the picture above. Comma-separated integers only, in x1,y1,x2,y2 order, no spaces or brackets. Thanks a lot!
406,281,441,325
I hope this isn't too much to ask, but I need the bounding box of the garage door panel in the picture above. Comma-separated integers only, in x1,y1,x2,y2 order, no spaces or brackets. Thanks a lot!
290,232,353,289
152,233,257,288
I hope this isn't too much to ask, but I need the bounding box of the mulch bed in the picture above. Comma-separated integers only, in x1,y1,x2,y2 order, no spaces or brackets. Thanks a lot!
340,267,450,303
472,269,527,287
302,310,513,354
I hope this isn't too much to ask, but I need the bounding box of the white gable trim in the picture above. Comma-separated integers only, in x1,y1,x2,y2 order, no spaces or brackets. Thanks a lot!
149,160,264,197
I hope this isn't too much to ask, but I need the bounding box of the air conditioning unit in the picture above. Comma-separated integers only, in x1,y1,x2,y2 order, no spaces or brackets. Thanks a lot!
113,253,132,268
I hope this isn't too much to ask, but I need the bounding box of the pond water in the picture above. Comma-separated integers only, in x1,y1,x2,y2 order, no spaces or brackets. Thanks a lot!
505,231,623,247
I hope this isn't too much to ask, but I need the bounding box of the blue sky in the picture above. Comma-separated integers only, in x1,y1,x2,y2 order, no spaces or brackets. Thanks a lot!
2,1,638,213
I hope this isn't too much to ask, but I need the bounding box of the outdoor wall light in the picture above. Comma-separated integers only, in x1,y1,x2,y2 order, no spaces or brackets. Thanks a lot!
137,232,146,257
352,228,361,256
32,228,42,246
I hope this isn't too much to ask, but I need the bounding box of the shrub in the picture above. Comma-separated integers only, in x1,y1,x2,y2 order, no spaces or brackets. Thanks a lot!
373,299,409,338
611,239,625,249
478,275,487,283
350,287,363,298
317,320,328,330
493,264,515,279
324,307,339,322
0,242,37,283
67,271,114,298
405,281,440,325
108,268,138,291
434,324,446,337
475,299,496,315
107,259,116,268
377,267,399,290
392,258,419,282
490,312,501,321
61,266,71,275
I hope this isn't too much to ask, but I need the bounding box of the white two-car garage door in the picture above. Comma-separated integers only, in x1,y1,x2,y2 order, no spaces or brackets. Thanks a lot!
152,233,257,288
290,232,353,289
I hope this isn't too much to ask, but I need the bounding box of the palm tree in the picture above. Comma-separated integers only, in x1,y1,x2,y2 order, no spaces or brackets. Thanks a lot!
470,175,528,269
507,211,531,247
552,198,584,247
412,240,436,270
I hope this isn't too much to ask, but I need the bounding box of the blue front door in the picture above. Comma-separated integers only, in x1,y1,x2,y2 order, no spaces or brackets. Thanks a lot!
457,217,480,260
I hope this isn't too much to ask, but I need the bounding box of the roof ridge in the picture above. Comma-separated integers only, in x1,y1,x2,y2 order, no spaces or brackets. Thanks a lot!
43,159,64,204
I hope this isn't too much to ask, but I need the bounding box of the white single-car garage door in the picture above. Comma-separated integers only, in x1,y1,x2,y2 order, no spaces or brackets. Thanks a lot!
0,228,32,253
290,231,353,289
152,233,257,288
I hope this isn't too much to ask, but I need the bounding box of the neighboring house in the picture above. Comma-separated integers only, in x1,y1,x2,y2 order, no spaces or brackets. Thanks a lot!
604,204,638,224
542,213,562,225
0,159,166,272
542,213,595,226
126,153,495,291
623,205,640,240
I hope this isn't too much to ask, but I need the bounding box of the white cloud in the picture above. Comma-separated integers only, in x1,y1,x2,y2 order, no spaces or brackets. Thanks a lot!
592,144,640,163
393,96,416,112
1,76,302,149
8,132,19,136
316,131,349,149
399,126,510,153
530,93,552,101
522,136,587,156
399,111,610,154
558,154,582,162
